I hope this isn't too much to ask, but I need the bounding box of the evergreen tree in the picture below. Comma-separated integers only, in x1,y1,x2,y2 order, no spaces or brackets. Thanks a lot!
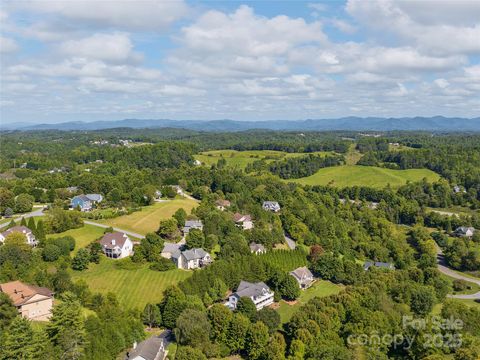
20,217,27,226
142,303,162,329
46,292,86,360
0,293,19,331
27,217,36,234
71,249,91,271
1,317,43,360
236,297,257,322
36,219,46,242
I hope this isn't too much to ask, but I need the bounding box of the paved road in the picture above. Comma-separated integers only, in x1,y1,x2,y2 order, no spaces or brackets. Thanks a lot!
284,235,296,250
83,220,145,239
175,186,198,201
436,245,480,300
0,207,46,229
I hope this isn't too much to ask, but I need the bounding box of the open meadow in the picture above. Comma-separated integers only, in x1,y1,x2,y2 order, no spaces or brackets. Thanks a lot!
97,198,198,235
48,224,105,254
71,258,191,309
194,149,334,169
287,165,440,188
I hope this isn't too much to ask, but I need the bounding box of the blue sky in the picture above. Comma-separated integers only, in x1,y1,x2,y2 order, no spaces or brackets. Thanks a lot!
1,0,479,123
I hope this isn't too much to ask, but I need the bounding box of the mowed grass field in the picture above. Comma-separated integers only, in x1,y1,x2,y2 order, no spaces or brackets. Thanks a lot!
97,198,198,235
288,165,440,188
276,280,343,323
48,224,105,254
195,150,334,169
71,259,191,309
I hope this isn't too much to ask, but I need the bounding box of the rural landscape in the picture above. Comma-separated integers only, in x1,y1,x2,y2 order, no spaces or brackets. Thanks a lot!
1,0,480,359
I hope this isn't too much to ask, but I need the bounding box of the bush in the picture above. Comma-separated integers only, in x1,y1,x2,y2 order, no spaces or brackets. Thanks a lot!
150,258,176,271
452,279,470,292
42,244,62,262
114,258,143,270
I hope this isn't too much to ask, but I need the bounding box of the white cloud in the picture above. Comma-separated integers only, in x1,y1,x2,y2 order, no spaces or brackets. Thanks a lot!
0,36,19,53
59,33,140,63
15,0,189,31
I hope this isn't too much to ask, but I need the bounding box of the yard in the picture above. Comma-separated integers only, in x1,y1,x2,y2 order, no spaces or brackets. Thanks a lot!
276,280,344,323
96,198,198,235
194,149,334,169
71,258,191,309
287,165,440,189
48,224,105,254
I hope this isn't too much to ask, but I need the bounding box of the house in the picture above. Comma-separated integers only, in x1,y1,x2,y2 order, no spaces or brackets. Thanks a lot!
233,213,254,230
70,193,103,211
0,281,53,321
193,159,202,166
128,335,167,360
161,242,183,259
454,226,475,238
99,232,134,259
172,248,211,270
215,199,231,211
66,186,78,193
154,190,162,200
183,220,203,234
227,281,274,311
0,226,37,246
453,185,467,194
290,267,315,289
262,201,281,212
249,242,266,255
363,261,395,271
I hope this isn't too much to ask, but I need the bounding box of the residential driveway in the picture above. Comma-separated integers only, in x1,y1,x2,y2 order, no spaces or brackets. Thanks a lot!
83,220,145,239
436,245,480,300
284,235,296,250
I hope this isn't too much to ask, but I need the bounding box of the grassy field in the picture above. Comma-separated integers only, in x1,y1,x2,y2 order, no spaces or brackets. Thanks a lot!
287,165,440,189
48,224,105,254
71,258,191,309
194,150,334,169
97,199,198,235
276,280,343,323
259,249,307,272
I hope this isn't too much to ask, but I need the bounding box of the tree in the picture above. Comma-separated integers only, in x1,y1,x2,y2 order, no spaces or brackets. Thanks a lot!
47,293,86,360
4,207,14,218
36,219,46,242
186,228,205,249
175,346,207,360
175,309,211,347
265,332,286,360
157,218,181,241
225,313,250,354
174,208,187,227
14,193,34,213
208,304,233,343
279,275,301,301
71,249,91,271
142,303,162,329
89,242,102,263
0,292,17,331
245,321,269,360
27,217,37,234
43,244,62,262
236,297,257,322
257,307,281,334
20,216,27,226
288,339,306,360
0,188,15,213
410,286,436,315
1,317,44,360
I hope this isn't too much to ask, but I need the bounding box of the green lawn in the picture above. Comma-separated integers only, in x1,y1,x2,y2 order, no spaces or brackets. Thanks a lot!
287,165,440,189
48,224,105,254
97,198,198,235
195,150,334,169
276,280,343,323
71,258,191,309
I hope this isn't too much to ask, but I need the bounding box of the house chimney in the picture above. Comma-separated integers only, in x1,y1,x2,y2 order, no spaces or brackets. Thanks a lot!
111,239,116,245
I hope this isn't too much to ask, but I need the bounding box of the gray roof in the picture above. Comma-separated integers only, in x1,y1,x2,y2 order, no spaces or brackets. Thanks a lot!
455,226,475,233
182,248,209,261
73,194,91,202
184,220,203,228
249,242,265,252
290,266,313,280
234,281,271,299
263,201,279,206
128,335,165,360
86,193,103,202
364,261,395,270
162,242,182,254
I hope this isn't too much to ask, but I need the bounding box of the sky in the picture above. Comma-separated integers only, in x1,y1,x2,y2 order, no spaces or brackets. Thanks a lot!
0,0,479,124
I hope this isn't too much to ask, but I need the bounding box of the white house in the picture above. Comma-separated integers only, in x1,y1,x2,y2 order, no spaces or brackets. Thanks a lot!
0,226,37,247
454,226,475,238
262,201,281,212
172,248,211,270
249,242,266,255
99,232,133,259
290,267,315,289
161,242,183,259
128,335,167,360
363,261,395,271
70,193,103,212
227,281,274,311
215,199,231,211
183,220,203,234
233,213,254,230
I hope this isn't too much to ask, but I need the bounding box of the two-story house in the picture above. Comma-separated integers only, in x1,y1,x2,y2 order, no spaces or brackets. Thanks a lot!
233,213,254,230
172,248,211,270
262,201,281,212
289,266,315,289
0,225,37,247
70,193,103,211
99,232,134,259
227,281,274,311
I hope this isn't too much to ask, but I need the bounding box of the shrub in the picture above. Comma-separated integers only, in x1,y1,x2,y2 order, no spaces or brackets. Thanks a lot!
150,258,176,272
42,244,62,262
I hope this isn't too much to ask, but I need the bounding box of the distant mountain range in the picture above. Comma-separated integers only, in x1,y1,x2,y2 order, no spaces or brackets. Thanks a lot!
2,116,480,132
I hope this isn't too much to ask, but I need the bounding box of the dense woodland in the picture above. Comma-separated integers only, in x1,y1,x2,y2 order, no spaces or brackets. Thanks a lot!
0,129,479,360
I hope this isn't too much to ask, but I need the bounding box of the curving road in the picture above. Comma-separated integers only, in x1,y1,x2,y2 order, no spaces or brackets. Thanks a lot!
0,206,46,229
83,220,145,239
436,245,480,300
